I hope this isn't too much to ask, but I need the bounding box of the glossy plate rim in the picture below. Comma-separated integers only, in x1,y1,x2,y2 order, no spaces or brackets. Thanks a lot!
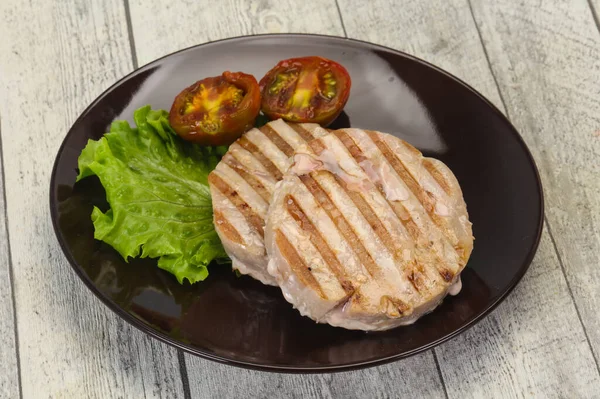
49,33,545,373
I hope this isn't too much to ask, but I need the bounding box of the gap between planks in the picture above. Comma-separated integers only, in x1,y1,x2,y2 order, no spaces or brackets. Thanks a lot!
546,216,600,374
466,0,511,116
123,0,139,69
0,113,23,399
334,0,348,37
178,350,192,399
432,350,450,399
587,0,600,33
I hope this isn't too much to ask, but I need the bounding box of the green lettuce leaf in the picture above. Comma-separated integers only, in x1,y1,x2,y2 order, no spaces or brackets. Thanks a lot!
77,105,229,284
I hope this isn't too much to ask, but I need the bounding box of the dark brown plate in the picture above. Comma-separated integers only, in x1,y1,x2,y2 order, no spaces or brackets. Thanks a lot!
49,34,544,372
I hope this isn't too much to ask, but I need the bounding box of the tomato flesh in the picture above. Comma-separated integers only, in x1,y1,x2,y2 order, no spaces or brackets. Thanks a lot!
169,71,260,146
259,56,351,125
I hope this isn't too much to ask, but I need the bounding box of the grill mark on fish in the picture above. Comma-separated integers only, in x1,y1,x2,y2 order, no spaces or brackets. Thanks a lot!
285,195,355,295
274,229,326,299
208,173,264,236
407,269,428,292
260,125,294,157
422,158,452,195
365,130,459,250
213,210,244,245
334,130,368,163
222,154,271,202
289,123,315,143
439,268,454,282
331,132,414,255
335,131,424,240
334,131,422,241
335,130,455,284
329,174,424,291
237,136,283,180
299,173,380,279
380,295,410,317
308,137,327,155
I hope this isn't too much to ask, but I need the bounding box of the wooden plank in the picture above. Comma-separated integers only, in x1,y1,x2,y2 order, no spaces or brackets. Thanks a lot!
438,228,600,397
184,353,446,399
129,0,348,66
0,146,19,399
128,0,447,396
0,1,185,397
338,0,600,396
470,0,600,373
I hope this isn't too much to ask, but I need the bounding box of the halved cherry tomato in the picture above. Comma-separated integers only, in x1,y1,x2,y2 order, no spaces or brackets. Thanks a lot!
169,71,261,146
259,56,351,126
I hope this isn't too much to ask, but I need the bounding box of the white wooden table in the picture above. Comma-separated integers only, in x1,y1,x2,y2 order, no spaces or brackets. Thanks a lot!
1,0,599,397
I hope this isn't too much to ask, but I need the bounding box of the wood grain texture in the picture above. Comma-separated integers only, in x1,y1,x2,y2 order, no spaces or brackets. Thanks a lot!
0,144,19,399
470,0,600,371
0,0,184,397
129,0,345,66
184,353,446,399
438,228,600,397
128,1,447,397
339,0,600,396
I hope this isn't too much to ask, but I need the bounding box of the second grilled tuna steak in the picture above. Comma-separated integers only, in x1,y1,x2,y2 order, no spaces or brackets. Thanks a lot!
208,119,328,286
265,128,474,330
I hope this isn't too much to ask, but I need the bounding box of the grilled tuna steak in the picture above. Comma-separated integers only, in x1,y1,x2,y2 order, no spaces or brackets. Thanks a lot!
265,128,474,330
208,119,328,285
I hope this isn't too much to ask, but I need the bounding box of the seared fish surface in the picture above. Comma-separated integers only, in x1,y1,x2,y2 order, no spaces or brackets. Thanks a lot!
265,128,473,330
208,119,328,286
